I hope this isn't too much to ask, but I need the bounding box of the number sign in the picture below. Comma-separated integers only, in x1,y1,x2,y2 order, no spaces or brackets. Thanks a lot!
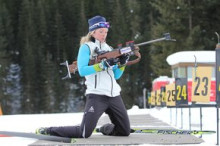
156,89,161,106
166,83,176,107
151,91,156,106
191,66,212,103
160,86,166,107
175,78,188,106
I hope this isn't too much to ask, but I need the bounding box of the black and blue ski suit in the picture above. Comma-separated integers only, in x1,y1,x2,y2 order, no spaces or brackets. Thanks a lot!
47,39,130,138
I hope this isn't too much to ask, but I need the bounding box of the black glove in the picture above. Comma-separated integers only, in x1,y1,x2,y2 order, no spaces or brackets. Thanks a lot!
119,54,130,66
104,58,118,67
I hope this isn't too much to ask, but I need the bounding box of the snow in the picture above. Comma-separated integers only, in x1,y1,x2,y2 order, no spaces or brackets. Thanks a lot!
152,76,174,84
150,107,218,145
166,51,215,66
0,106,219,146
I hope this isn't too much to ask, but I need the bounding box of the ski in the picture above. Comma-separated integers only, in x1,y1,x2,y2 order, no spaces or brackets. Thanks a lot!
0,131,76,143
94,128,215,135
130,128,216,135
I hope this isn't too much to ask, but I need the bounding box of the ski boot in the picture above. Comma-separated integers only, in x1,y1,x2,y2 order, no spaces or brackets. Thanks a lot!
35,127,49,135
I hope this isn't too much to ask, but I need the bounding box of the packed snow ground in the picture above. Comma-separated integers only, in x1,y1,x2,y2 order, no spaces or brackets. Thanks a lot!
0,106,218,146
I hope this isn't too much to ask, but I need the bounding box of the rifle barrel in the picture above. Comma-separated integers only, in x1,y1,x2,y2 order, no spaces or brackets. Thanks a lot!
135,37,166,47
135,33,176,47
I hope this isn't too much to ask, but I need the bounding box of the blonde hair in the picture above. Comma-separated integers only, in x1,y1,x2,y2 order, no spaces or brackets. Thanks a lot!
80,31,94,46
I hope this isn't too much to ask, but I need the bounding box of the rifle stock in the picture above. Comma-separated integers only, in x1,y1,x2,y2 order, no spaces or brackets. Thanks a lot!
89,49,121,65
63,33,175,79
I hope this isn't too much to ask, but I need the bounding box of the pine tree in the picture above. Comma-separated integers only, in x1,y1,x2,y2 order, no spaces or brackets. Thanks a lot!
109,0,130,44
0,1,12,114
2,0,220,114
150,0,192,77
150,0,220,78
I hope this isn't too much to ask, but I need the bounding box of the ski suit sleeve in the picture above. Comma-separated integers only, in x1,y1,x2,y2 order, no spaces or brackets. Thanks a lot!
77,44,98,77
77,44,125,78
113,66,126,80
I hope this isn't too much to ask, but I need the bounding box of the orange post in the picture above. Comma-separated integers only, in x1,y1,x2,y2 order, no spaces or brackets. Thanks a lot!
0,104,3,115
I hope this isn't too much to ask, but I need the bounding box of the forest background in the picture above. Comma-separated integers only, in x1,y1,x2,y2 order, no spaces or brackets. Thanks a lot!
0,0,220,114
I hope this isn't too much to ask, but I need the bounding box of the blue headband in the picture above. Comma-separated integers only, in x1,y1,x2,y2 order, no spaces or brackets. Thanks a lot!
88,16,110,32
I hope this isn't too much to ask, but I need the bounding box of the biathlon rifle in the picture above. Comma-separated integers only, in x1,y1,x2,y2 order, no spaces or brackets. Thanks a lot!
60,33,176,79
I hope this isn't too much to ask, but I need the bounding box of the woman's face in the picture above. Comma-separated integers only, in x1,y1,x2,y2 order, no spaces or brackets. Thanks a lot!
92,28,108,43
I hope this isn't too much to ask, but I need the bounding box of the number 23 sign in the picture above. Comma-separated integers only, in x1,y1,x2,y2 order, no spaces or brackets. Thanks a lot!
191,66,212,103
